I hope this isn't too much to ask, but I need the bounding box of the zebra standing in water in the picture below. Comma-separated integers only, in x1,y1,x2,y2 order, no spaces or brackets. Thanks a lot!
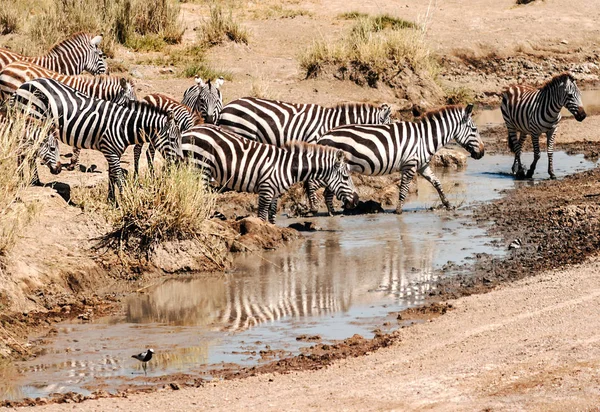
133,93,204,175
181,76,224,124
312,104,484,214
501,72,586,179
11,78,182,200
218,97,392,146
181,125,359,223
0,33,106,75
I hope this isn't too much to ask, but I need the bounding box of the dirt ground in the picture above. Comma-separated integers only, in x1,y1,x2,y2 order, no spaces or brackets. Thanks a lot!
17,258,600,411
2,0,600,409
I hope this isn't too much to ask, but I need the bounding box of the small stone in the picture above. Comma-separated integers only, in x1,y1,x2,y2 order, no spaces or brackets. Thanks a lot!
169,382,180,390
159,68,175,75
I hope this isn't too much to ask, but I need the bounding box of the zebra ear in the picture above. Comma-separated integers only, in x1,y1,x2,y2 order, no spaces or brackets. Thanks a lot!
90,35,103,46
195,76,205,87
119,77,128,88
464,104,474,118
166,109,175,122
215,77,225,89
336,149,346,163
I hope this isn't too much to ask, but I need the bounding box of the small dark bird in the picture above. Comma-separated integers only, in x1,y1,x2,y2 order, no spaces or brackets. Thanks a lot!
508,238,522,250
132,348,154,375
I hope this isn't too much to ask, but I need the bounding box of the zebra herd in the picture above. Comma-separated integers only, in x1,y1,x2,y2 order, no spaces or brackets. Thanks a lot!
0,32,588,223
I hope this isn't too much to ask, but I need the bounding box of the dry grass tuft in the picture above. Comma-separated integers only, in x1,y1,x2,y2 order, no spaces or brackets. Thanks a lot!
0,109,51,270
251,5,313,20
0,1,21,35
445,86,475,105
96,161,218,258
299,13,436,88
198,4,249,47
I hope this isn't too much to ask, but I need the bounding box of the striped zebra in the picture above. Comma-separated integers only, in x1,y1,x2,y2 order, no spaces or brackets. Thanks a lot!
11,78,182,200
0,63,136,169
133,93,203,175
311,104,484,214
501,72,586,179
217,97,392,146
0,32,106,75
181,125,359,223
181,76,224,124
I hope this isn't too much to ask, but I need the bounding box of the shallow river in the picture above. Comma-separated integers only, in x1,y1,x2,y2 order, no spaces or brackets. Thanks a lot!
1,151,598,401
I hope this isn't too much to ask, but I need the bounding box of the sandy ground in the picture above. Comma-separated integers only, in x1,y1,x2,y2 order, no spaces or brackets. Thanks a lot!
20,257,600,411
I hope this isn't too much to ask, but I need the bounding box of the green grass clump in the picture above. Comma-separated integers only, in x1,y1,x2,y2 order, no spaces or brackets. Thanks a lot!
300,13,435,88
181,63,233,80
198,5,249,47
98,162,218,257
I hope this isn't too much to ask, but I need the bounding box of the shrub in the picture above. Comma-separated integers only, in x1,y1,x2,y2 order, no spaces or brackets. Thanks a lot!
0,109,52,269
0,1,20,35
299,14,436,87
198,4,249,47
98,161,217,257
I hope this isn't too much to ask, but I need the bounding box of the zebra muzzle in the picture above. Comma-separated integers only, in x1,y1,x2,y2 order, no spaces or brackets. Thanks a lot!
574,107,587,122
344,192,359,209
49,162,62,175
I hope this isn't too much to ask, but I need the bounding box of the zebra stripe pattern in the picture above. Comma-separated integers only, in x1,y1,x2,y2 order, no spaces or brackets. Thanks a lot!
181,124,359,223
11,77,182,199
313,104,484,214
0,32,106,75
501,72,586,179
134,93,204,175
218,97,392,146
181,76,224,124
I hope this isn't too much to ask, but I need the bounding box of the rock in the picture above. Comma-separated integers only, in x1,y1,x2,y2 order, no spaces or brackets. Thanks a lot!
130,69,144,79
169,382,180,390
288,221,319,232
343,200,384,215
431,148,468,169
159,68,175,75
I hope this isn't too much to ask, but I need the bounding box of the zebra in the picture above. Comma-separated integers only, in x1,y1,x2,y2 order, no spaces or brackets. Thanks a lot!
11,77,183,200
181,76,224,124
311,104,484,214
0,32,106,75
181,124,359,223
501,72,586,179
217,97,392,146
0,63,136,169
133,93,204,175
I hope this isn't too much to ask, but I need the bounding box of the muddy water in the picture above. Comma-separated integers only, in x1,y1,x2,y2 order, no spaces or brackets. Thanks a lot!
475,89,600,126
2,152,598,401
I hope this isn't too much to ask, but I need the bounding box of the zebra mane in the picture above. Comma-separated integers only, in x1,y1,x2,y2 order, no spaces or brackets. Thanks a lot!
333,102,381,110
46,33,92,56
127,99,172,117
283,141,341,157
417,105,464,121
541,72,576,89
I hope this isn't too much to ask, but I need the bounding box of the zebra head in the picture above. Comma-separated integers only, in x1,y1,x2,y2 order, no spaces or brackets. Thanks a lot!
562,75,586,122
156,110,184,161
37,131,62,175
85,34,107,75
196,76,224,124
324,149,359,209
454,104,485,160
379,104,392,124
112,78,137,105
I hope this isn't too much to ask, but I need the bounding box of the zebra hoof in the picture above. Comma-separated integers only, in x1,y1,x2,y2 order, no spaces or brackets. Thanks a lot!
549,174,557,180
394,207,404,215
65,163,77,172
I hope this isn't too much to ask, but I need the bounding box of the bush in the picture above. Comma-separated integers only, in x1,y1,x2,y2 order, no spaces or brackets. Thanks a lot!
98,162,217,257
198,4,249,47
299,14,436,87
0,109,52,269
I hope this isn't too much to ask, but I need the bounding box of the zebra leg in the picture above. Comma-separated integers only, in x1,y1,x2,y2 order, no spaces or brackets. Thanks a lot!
146,144,156,174
324,187,336,216
395,164,417,214
526,134,541,179
257,192,273,222
133,144,143,176
105,152,125,203
305,179,322,214
268,196,279,224
419,165,451,209
66,147,81,171
546,128,557,179
509,130,526,178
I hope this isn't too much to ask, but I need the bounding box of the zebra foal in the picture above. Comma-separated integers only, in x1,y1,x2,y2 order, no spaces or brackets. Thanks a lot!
11,78,183,200
181,125,359,223
312,104,484,214
501,72,586,179
0,33,106,75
